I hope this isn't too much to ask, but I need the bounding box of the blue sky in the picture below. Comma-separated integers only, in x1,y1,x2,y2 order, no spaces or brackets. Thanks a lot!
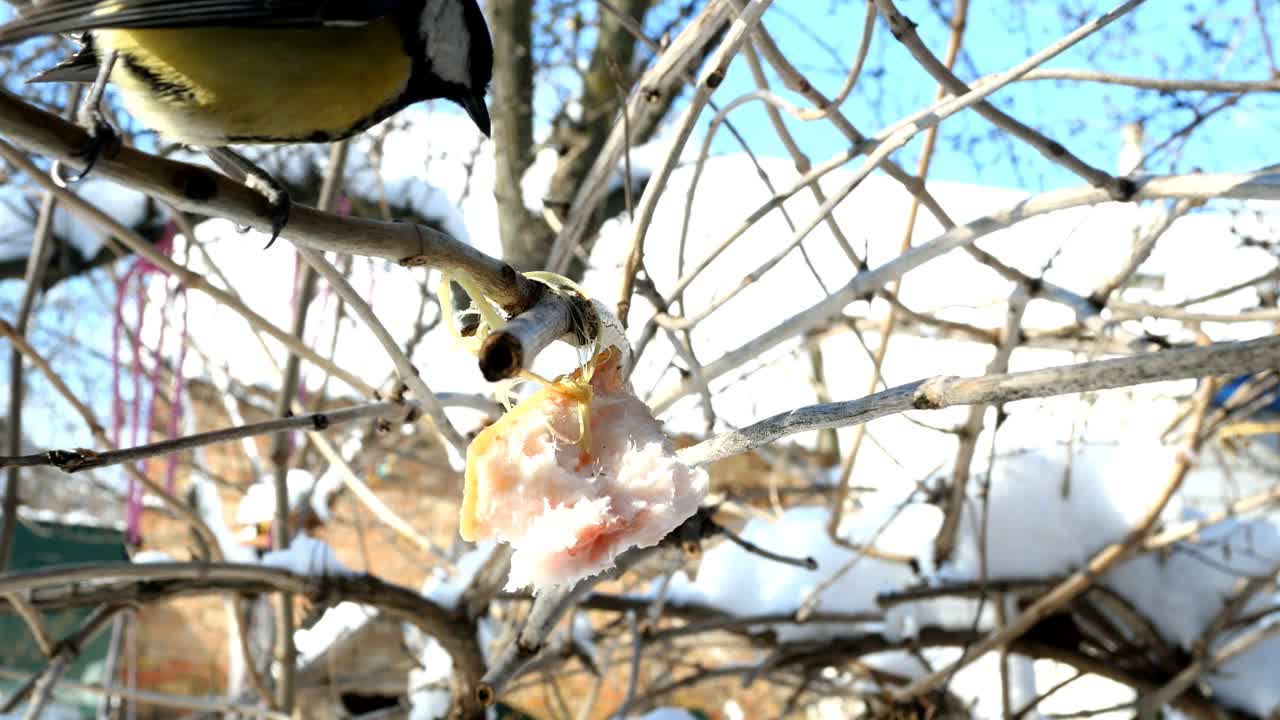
2,0,1277,193
695,0,1280,192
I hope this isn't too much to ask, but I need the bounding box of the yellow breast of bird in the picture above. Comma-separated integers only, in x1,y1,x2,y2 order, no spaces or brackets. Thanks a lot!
95,20,413,145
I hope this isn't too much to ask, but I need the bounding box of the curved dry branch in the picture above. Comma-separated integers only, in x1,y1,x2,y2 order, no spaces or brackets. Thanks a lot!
762,629,1242,720
1016,68,1280,93
0,563,486,719
0,88,544,318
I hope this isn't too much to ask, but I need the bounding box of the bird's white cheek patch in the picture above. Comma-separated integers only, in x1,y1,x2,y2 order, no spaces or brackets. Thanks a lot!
420,0,471,86
461,350,708,592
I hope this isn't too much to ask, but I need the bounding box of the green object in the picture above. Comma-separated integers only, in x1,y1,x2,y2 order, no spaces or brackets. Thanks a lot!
0,517,129,718
494,702,541,720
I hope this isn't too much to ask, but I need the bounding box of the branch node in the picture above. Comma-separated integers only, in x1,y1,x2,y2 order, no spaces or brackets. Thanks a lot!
1112,176,1139,202
479,332,523,382
171,167,218,202
912,379,951,410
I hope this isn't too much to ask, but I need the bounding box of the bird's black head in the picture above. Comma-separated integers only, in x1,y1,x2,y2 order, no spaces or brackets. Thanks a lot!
407,0,494,137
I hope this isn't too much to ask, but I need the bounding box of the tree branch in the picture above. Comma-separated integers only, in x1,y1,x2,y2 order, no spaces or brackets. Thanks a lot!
0,88,546,317
489,0,546,270
0,564,487,719
678,335,1280,467
649,169,1280,413
0,401,407,473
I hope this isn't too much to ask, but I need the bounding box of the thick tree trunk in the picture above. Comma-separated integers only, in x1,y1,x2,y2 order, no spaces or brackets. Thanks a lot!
488,0,547,271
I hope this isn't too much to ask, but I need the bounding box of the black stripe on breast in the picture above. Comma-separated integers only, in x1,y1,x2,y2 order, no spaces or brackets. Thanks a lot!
119,52,198,104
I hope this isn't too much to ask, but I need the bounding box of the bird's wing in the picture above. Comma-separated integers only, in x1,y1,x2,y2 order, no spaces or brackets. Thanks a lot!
0,0,406,44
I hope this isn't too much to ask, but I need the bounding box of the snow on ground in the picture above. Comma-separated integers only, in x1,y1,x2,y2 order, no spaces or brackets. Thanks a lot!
130,550,175,563
667,441,1280,717
236,469,318,526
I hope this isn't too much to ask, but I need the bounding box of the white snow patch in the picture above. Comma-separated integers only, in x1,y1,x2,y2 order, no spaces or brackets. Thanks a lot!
670,442,1280,717
236,469,319,526
131,550,175,563
294,601,378,665
261,533,355,578
420,541,497,611
191,476,258,564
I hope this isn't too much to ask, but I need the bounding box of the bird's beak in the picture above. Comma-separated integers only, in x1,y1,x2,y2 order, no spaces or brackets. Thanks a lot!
460,93,491,138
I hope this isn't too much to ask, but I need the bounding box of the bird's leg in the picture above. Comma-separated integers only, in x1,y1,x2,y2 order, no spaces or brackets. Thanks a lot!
55,50,121,185
201,146,292,247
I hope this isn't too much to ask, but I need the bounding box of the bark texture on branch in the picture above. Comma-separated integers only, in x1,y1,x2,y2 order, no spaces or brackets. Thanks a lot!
678,335,1280,467
0,88,545,317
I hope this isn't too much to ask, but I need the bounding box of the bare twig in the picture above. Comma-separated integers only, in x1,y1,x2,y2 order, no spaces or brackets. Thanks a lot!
830,0,970,546
873,0,1140,200
620,0,775,322
0,318,221,556
480,509,720,701
678,335,1280,466
718,522,818,571
0,401,406,473
1,194,54,571
935,285,1029,563
0,86,80,572
1144,483,1280,549
547,0,735,272
267,140,354,715
301,248,468,454
649,170,1280,413
612,611,643,719
1108,302,1280,323
0,667,290,719
4,592,55,658
308,432,456,567
1144,564,1280,712
1014,68,1280,93
1091,199,1199,305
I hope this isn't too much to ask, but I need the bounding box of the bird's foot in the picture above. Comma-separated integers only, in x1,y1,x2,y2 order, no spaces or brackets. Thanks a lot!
242,171,291,248
203,146,292,247
57,118,121,185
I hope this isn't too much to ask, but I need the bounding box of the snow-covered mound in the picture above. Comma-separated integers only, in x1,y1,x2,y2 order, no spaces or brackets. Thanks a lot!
668,443,1280,717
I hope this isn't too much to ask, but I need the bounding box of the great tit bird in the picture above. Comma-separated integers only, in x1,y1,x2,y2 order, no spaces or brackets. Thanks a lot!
0,0,494,239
